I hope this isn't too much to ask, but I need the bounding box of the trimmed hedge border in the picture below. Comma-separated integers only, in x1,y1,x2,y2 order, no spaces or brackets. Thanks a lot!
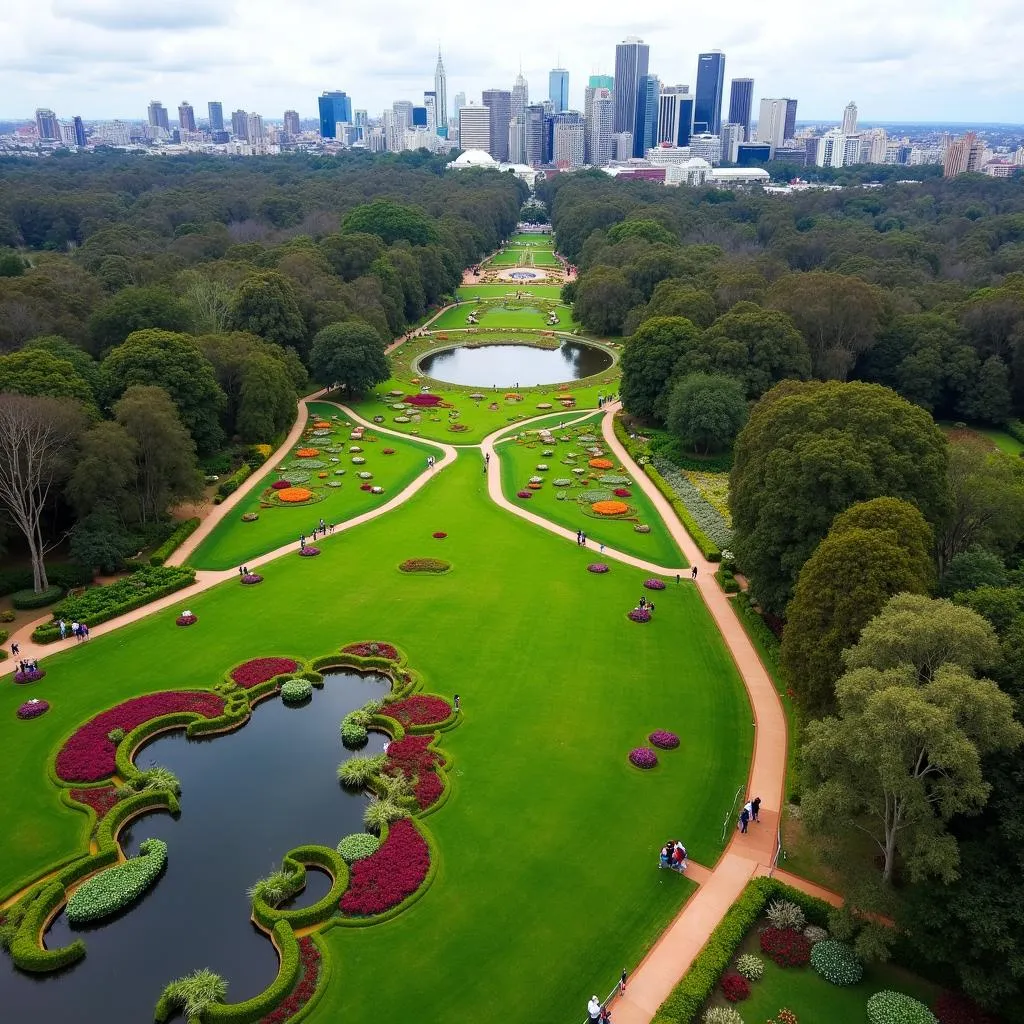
11,584,64,610
215,463,253,501
654,876,831,1024
251,845,348,933
149,518,201,566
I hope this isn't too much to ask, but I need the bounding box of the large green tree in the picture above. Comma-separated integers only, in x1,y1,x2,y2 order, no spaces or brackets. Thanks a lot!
341,200,440,246
0,348,96,408
87,285,193,355
781,498,934,716
236,356,297,442
319,233,385,281
573,266,632,336
619,316,700,422
665,373,748,454
66,420,139,523
226,272,307,351
309,321,390,396
731,380,949,614
102,330,226,454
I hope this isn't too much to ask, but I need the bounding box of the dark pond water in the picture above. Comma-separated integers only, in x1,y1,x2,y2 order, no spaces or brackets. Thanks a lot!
418,341,613,387
0,670,391,1024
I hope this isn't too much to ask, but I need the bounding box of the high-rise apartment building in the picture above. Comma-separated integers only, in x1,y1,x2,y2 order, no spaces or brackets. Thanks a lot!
458,104,491,152
553,121,585,168
424,92,437,133
549,68,569,112
283,110,301,136
690,133,722,165
525,104,545,165
584,86,614,166
392,100,414,137
720,123,744,163
694,51,726,134
508,116,527,164
756,98,788,150
208,101,224,131
944,131,985,176
657,85,693,148
73,115,86,147
178,101,196,132
613,132,634,162
318,92,352,138
633,74,660,157
453,92,466,121
231,109,249,140
434,50,448,133
147,101,169,132
35,108,58,140
784,99,798,141
842,101,858,134
727,78,753,139
57,121,77,147
482,89,512,161
613,37,649,135
866,127,888,164
816,129,845,168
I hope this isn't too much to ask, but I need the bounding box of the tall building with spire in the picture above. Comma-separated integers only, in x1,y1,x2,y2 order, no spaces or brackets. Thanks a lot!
512,69,529,121
434,48,448,135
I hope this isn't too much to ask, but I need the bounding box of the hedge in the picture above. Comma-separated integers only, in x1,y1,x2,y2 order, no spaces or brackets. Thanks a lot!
251,845,348,932
149,518,200,566
11,584,64,610
65,839,167,925
0,563,92,598
215,463,253,501
1006,419,1024,446
716,568,741,594
7,882,86,972
655,876,831,1023
644,464,722,561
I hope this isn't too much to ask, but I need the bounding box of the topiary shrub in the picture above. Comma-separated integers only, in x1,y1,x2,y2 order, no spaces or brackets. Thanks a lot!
11,585,63,610
280,679,313,704
810,939,863,986
735,953,764,981
337,832,382,864
867,991,938,1024
65,838,168,925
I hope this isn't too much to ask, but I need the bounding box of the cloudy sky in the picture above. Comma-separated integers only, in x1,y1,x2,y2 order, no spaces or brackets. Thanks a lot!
2,0,1022,123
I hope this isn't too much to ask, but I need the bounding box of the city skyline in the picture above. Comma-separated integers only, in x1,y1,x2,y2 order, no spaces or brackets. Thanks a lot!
2,0,1022,122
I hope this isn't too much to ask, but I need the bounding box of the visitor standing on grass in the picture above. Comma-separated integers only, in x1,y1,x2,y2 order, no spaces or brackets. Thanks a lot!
454,694,460,714
739,806,750,834
588,996,602,1021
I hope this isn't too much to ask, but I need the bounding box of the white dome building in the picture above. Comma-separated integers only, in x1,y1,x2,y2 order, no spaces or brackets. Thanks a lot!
447,149,498,169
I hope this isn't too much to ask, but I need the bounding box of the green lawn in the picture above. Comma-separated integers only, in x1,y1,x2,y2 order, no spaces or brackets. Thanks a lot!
187,402,439,570
485,250,526,267
2,455,751,1024
509,233,554,246
532,251,562,267
497,417,686,567
978,426,1024,456
456,284,565,301
427,302,576,332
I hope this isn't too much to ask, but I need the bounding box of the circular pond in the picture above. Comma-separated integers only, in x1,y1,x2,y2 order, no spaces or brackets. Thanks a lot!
417,342,613,387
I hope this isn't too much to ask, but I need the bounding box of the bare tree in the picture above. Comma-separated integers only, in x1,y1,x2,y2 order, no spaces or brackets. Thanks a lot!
0,394,88,592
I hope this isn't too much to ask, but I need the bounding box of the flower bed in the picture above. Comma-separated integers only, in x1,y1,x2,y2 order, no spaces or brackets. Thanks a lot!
17,698,50,719
241,573,264,585
241,512,259,522
867,991,938,1024
342,642,399,661
257,936,322,1024
614,488,633,497
516,490,533,499
14,669,46,684
587,563,610,574
653,459,732,549
589,458,614,469
649,730,679,749
720,972,750,1002
278,487,314,503
592,500,629,516
432,531,447,539
810,939,863,986
628,608,651,623
382,448,396,455
56,691,227,782
231,657,300,688
398,558,451,574
272,479,292,490
629,747,658,769
66,838,167,925
339,819,430,915
759,927,811,968
281,680,313,704
299,546,320,557
644,578,667,590
635,524,651,534
176,613,197,626
384,696,452,727
70,785,120,820
384,733,444,809
932,993,996,1024
405,394,443,406
296,448,320,458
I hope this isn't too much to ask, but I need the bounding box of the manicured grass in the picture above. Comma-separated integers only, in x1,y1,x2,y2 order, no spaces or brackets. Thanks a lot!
187,403,438,570
427,302,577,332
1,455,751,1024
532,250,562,267
485,250,527,267
979,426,1024,455
509,233,554,246
497,417,686,567
456,284,565,301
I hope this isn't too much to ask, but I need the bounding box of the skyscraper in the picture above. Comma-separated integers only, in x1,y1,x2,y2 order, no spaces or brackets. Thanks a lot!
178,102,196,132
720,123,743,162
589,74,614,90
147,101,169,132
525,104,545,165
434,49,448,131
553,122,585,168
392,101,414,137
756,98,788,150
231,109,249,140
694,51,725,134
512,70,529,121
72,115,86,147
784,99,798,141
613,37,649,135
657,85,693,148
549,68,569,112
508,116,527,163
633,74,659,157
318,92,352,138
727,78,753,139
35,108,58,140
208,101,224,131
453,92,466,119
283,110,301,136
247,113,266,153
585,86,614,166
458,104,491,152
482,89,512,161
424,92,437,133
842,101,858,134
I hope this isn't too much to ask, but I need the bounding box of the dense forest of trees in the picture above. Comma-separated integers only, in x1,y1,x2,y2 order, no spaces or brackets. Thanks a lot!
0,151,525,587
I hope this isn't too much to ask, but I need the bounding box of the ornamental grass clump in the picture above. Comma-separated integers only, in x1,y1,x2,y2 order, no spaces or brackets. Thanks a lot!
629,747,658,769
649,730,679,749
363,797,411,832
702,1008,745,1024
338,832,382,863
66,838,168,925
158,968,228,1023
246,867,301,907
810,939,863,986
281,679,313,704
867,991,938,1024
337,753,388,787
766,899,806,932
735,953,764,981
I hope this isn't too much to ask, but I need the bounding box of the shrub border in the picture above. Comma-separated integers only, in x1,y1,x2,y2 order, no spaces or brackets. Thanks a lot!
149,517,201,566
251,845,348,933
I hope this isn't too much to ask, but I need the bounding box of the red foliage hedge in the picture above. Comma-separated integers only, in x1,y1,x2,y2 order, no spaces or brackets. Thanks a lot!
759,927,811,968
258,936,321,1024
230,657,300,688
339,819,429,915
385,695,452,727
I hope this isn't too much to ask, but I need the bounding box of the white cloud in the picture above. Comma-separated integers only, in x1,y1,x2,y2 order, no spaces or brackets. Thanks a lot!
1,0,1021,122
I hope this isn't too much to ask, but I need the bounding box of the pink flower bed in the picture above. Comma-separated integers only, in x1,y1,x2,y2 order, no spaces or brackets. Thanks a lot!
628,608,651,623
342,642,399,661
649,730,680,749
643,579,666,590
14,669,46,683
17,699,50,719
629,747,658,769
258,936,321,1024
340,819,430,915
432,531,447,539
384,695,452,727
230,657,300,688
241,573,264,585
70,785,120,821
176,613,197,627
614,488,632,497
516,490,532,499
384,733,444,809
404,394,443,406
272,479,292,490
587,563,609,574
55,691,226,782
299,546,320,557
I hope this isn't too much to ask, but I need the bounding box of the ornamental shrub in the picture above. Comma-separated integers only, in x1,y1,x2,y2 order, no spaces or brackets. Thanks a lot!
65,838,168,925
337,753,388,787
810,939,863,986
803,924,829,943
341,720,368,747
11,585,63,610
363,797,411,832
720,972,750,1002
867,991,938,1024
759,927,811,967
735,953,764,981
149,518,200,566
281,679,313,703
766,899,806,932
337,833,382,863
702,1009,744,1024
51,566,195,625
158,968,228,1023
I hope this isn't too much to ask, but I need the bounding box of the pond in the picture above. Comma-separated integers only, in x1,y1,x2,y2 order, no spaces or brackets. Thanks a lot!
0,670,391,1024
417,341,613,387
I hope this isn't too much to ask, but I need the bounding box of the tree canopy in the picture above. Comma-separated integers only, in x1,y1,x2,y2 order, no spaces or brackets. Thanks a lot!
665,373,748,455
309,321,391,396
619,316,700,422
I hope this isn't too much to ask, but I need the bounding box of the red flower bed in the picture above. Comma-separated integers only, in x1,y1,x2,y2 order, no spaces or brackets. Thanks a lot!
384,733,445,809
272,479,292,490
342,642,399,661
933,992,997,1024
55,691,226,783
258,936,321,1024
404,394,443,406
230,657,300,688
385,695,452,727
516,490,532,499
721,972,750,1002
382,448,396,455
759,927,811,967
70,785,121,822
340,819,430,915
432,531,447,539
614,488,632,497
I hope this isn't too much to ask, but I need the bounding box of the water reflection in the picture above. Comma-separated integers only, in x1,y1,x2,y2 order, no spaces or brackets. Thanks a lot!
419,342,613,387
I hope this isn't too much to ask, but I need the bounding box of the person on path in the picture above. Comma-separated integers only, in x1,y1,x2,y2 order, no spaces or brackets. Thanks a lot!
743,799,753,822
576,529,582,546
581,532,587,546
620,969,628,994
691,565,698,579
599,542,605,553
59,619,68,639
588,996,602,1022
11,641,19,657
739,807,750,834
238,566,244,576
71,621,81,643
319,518,326,533
751,796,761,822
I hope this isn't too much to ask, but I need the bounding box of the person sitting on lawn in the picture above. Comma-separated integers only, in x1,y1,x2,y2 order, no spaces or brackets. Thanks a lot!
671,842,688,872
659,842,674,869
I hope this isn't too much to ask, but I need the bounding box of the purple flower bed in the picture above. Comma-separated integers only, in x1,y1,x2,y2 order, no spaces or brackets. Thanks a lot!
241,573,264,585
649,730,680,749
299,546,320,557
629,747,658,769
516,490,532,499
13,669,46,684
587,563,610,574
643,579,666,590
17,699,50,719
628,608,652,623
176,613,197,627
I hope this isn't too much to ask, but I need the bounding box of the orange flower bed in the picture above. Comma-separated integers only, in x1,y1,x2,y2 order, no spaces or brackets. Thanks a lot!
592,500,629,516
296,448,320,458
527,482,543,489
589,458,614,469
277,487,314,503
313,421,331,429
505,393,522,401
318,472,328,479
